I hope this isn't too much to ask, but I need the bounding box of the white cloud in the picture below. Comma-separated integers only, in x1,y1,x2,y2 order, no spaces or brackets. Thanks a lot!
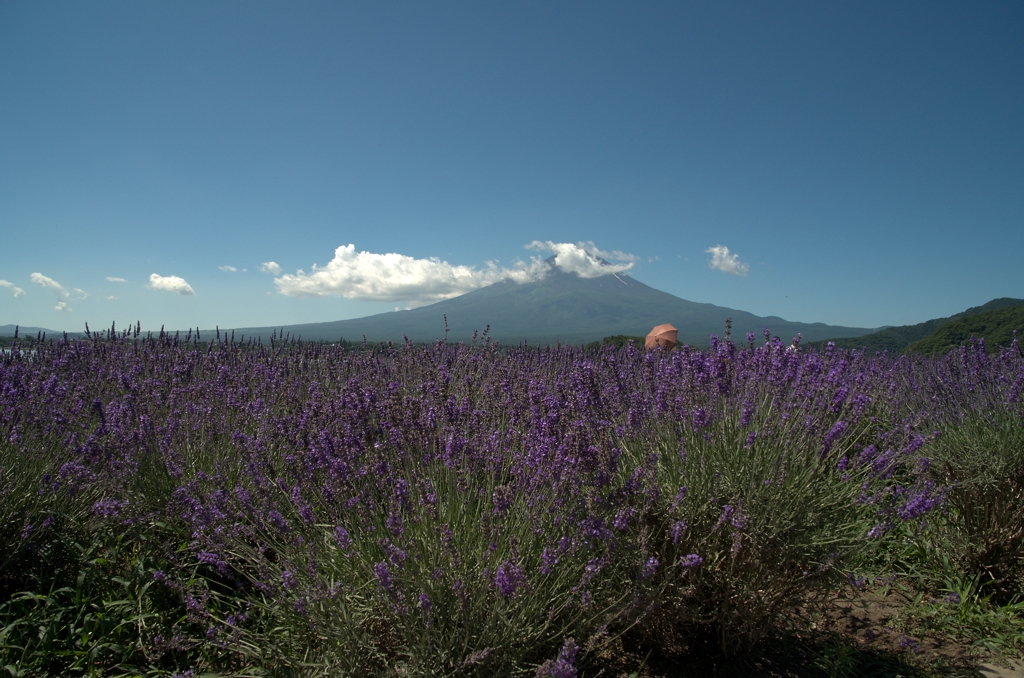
106,277,127,283
271,244,548,304
148,273,196,296
30,271,83,305
219,265,238,272
107,295,117,300
0,280,26,298
705,245,750,276
31,272,68,298
269,241,639,304
525,241,636,278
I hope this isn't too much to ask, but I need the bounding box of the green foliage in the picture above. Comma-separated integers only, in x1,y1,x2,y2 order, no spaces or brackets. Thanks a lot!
586,335,646,350
910,575,1024,656
635,396,886,656
2,521,202,677
217,458,648,676
820,322,949,354
818,298,1024,354
910,306,1024,355
919,408,1024,600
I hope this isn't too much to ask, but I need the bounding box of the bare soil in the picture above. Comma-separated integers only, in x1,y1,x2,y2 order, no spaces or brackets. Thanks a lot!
585,584,1017,678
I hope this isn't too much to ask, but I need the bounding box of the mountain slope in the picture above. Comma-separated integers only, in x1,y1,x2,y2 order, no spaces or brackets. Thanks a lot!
234,263,874,346
818,298,1024,354
909,306,1024,355
0,324,67,337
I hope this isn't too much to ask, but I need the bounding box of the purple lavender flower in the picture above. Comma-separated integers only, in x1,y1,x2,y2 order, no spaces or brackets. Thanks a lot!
866,523,889,539
641,556,659,580
333,526,352,550
897,480,944,521
713,505,734,532
383,540,407,566
536,637,579,678
373,562,395,594
495,561,525,598
679,554,703,568
92,497,128,518
281,570,298,591
819,420,848,457
730,507,748,531
669,520,687,544
612,507,636,531
386,511,404,536
540,547,558,575
898,635,919,653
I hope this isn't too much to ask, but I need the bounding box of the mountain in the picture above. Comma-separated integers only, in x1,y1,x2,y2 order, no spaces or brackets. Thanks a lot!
909,306,1024,355
0,324,68,338
818,298,1024,354
233,261,875,347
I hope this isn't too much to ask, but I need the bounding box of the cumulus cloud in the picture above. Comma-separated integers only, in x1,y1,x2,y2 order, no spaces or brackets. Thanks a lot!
54,300,70,312
526,241,636,278
219,265,237,272
149,273,196,296
31,272,68,298
271,244,548,304
0,280,26,298
705,245,750,276
72,288,88,299
106,277,127,283
268,241,638,304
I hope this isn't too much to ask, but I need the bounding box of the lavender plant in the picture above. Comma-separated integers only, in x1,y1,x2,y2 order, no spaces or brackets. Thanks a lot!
612,334,939,655
0,326,1001,675
892,337,1024,602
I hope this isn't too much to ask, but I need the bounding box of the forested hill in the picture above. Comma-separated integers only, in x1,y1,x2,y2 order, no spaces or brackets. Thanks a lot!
817,298,1024,354
909,305,1024,355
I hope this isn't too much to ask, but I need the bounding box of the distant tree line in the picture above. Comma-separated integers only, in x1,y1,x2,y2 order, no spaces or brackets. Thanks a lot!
815,298,1024,355
585,335,646,350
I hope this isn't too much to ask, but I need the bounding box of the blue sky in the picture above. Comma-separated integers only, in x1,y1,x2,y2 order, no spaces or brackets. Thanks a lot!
1,2,1021,334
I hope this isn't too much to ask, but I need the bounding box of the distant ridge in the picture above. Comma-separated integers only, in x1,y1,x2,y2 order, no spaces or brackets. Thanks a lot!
818,298,1024,354
909,305,1024,355
233,260,875,347
0,324,72,338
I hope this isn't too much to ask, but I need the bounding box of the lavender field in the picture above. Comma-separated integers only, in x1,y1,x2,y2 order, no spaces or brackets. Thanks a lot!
1,327,1022,676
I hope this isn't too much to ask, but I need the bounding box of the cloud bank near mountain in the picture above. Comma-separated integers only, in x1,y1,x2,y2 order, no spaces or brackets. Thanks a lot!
269,241,637,304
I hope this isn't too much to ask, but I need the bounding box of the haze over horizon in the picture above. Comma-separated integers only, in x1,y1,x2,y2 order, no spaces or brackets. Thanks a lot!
1,3,1021,334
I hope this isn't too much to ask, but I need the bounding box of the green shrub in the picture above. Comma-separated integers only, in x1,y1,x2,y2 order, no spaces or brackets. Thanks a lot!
925,408,1024,602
